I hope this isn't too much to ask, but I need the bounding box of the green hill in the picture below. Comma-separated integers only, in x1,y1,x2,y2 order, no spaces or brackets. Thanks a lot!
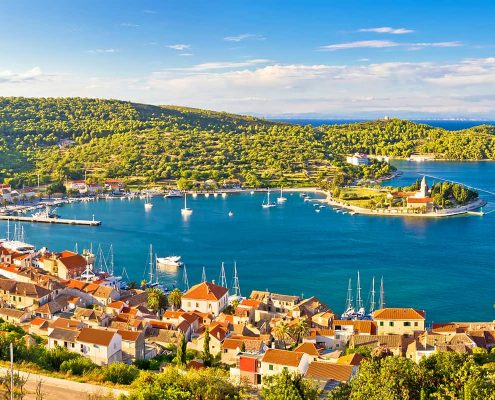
0,97,494,188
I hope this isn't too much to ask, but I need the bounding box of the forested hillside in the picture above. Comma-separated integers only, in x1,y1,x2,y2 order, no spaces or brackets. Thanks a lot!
0,97,494,188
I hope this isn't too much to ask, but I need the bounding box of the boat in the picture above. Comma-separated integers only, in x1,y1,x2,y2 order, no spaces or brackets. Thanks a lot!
144,194,153,210
228,211,234,217
261,189,276,208
32,206,60,219
164,190,182,198
315,209,320,213
276,188,287,204
181,193,193,216
250,191,255,195
205,193,210,198
221,192,227,198
214,193,218,198
349,211,356,215
192,193,198,198
156,255,183,268
304,197,311,202
319,205,326,209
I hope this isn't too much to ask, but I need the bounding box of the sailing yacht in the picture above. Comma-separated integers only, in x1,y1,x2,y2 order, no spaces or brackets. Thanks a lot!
341,278,355,319
144,194,153,210
261,189,276,208
181,193,193,216
277,187,287,204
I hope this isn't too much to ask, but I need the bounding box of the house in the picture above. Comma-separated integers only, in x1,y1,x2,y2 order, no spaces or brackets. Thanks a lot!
373,308,425,336
348,334,406,356
118,329,145,361
0,279,52,310
181,281,229,317
191,324,229,356
260,349,310,378
230,354,262,385
312,311,335,329
222,179,242,189
67,180,88,194
294,342,323,362
249,290,301,314
29,317,50,336
221,336,266,365
303,328,338,350
0,307,30,323
48,328,79,351
305,361,355,392
105,179,124,194
38,251,87,280
76,327,122,365
73,307,111,327
290,297,329,319
346,153,369,166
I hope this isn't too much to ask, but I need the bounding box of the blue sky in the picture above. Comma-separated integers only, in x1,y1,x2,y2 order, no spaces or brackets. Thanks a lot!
1,0,494,118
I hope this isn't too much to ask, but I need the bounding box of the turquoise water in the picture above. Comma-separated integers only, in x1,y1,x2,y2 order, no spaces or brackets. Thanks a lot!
1,161,494,322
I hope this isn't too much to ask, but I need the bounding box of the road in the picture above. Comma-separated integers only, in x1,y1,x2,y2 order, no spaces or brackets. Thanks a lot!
0,367,129,399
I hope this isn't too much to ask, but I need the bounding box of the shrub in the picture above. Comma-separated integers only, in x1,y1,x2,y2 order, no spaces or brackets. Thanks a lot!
60,357,97,376
102,362,140,385
39,346,80,371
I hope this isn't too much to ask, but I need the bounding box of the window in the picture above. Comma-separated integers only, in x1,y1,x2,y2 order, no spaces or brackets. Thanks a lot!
269,365,273,371
389,322,394,327
379,322,384,326
196,302,199,308
404,322,411,327
414,322,419,327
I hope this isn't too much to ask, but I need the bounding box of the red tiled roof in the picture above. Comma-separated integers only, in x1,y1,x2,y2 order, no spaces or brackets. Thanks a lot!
77,327,116,346
183,281,228,301
407,197,434,204
373,308,425,320
294,342,321,357
262,349,305,367
306,361,353,382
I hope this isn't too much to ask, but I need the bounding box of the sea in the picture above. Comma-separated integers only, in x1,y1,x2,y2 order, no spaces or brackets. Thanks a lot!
1,160,495,323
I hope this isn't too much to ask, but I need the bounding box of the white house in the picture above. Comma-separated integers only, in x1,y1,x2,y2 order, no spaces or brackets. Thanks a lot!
181,281,229,317
76,327,122,365
260,349,310,378
346,153,369,166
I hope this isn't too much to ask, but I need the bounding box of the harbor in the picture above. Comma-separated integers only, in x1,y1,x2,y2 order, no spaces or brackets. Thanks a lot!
0,215,101,226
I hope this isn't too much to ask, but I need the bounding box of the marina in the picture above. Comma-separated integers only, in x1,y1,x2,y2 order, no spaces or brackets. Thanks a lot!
0,214,101,226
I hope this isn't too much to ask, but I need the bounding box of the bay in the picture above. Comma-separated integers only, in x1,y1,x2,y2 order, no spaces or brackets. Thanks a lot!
1,161,494,323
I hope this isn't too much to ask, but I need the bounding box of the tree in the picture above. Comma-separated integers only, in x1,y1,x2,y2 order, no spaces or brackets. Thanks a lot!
202,328,212,367
176,333,187,367
240,341,246,353
140,279,147,290
146,288,167,316
273,321,291,349
261,369,319,400
290,318,309,345
168,288,183,310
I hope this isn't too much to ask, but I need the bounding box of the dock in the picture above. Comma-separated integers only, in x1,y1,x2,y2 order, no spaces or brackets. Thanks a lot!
0,215,101,226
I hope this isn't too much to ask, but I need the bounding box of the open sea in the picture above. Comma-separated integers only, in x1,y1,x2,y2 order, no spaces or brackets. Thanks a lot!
1,160,494,323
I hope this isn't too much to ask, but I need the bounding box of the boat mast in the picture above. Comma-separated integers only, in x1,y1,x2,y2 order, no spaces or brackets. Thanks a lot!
345,278,353,311
201,266,207,282
148,244,154,284
369,276,375,313
379,276,385,309
232,262,241,296
219,262,228,288
74,242,79,254
6,220,10,241
108,244,114,275
182,265,190,291
356,271,363,311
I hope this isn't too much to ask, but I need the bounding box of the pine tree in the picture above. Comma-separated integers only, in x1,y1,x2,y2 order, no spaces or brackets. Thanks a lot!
202,328,212,367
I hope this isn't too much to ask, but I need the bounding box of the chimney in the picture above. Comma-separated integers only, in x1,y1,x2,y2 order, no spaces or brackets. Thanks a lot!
212,280,216,285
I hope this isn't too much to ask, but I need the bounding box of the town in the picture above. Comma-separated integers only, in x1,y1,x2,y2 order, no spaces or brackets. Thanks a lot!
0,236,493,398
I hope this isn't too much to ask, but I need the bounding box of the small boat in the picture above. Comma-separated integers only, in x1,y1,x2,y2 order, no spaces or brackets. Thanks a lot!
262,189,277,208
222,193,227,198
313,203,319,207
315,209,321,213
205,193,210,198
304,197,311,202
277,188,287,204
164,190,182,198
214,193,218,198
144,194,153,210
335,209,341,213
342,211,348,215
319,205,326,209
349,211,356,215
157,255,183,268
192,193,198,198
228,211,234,217
300,193,307,198
250,191,255,195
181,193,193,216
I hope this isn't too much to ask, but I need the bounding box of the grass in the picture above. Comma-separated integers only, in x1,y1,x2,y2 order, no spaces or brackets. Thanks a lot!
337,187,388,208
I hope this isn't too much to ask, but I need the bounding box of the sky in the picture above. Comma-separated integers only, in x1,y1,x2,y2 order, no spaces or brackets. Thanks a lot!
1,0,494,119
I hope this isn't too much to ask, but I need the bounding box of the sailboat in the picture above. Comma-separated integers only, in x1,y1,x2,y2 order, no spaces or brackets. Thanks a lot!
354,271,366,318
145,244,161,289
261,188,276,208
144,194,153,210
341,278,355,319
181,193,193,216
277,187,287,204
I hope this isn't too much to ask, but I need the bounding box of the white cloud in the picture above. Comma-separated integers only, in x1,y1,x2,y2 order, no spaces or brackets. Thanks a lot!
120,22,140,28
179,53,193,57
167,44,190,51
359,27,414,34
223,33,265,42
2,58,495,118
87,48,118,54
320,40,399,51
320,40,463,51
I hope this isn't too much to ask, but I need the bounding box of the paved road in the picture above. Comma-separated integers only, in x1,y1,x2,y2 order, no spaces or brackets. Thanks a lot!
0,367,129,399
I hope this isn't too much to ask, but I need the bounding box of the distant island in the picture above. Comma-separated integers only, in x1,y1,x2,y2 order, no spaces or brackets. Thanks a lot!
0,97,494,193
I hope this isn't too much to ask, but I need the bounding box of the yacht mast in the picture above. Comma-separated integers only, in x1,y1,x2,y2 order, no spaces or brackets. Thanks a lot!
148,244,154,284
219,262,228,288
379,276,385,309
74,242,79,254
345,278,353,311
356,271,363,310
6,220,10,241
232,262,241,296
182,265,190,291
369,276,376,313
108,244,114,275
201,266,207,282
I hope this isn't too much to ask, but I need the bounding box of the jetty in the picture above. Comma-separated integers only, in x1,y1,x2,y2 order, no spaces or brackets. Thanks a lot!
0,215,101,226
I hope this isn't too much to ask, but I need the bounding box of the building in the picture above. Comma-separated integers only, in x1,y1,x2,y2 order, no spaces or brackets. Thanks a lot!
76,327,122,365
373,308,425,336
181,281,229,316
0,278,52,310
38,251,87,280
305,361,355,392
346,153,370,166
118,329,145,361
260,349,310,378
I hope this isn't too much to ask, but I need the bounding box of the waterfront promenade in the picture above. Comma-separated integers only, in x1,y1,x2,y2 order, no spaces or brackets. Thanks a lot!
0,215,101,226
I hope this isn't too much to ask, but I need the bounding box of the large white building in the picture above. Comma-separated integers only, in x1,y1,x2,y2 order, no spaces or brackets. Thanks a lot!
346,153,370,166
260,349,310,378
181,281,229,316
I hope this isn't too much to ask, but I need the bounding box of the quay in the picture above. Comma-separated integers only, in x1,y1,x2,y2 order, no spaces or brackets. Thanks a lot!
0,215,101,226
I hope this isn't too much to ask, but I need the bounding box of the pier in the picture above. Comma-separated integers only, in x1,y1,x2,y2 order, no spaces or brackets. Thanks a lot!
0,215,101,226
